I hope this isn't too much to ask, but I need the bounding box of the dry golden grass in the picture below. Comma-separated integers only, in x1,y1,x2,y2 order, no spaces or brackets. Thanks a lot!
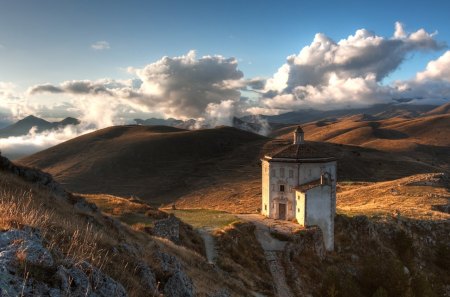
0,171,259,296
337,173,450,220
81,193,158,227
0,172,109,268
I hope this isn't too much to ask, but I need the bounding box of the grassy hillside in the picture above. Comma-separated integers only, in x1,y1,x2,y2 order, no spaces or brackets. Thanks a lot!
0,159,267,296
19,125,267,206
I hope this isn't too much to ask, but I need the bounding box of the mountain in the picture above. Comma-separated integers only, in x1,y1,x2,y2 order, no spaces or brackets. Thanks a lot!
243,103,439,124
426,102,450,115
0,115,80,138
18,125,267,205
134,117,186,127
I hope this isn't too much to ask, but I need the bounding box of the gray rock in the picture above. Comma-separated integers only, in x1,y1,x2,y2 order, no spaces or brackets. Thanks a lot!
154,251,182,277
152,216,180,243
164,270,195,297
136,261,158,293
0,228,128,297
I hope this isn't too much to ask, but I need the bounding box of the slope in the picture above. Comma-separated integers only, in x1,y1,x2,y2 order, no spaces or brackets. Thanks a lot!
19,125,267,205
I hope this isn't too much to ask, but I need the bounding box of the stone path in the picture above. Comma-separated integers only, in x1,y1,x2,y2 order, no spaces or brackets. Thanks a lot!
198,228,218,264
237,214,295,297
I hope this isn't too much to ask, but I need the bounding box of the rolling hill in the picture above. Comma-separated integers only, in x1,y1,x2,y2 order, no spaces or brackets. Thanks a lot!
244,103,439,124
19,125,267,205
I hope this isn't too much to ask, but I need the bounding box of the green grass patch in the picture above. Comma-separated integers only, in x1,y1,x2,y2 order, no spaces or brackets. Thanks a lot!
165,209,240,229
118,213,155,227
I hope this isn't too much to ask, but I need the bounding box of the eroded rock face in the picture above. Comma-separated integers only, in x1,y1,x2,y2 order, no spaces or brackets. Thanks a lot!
0,228,127,297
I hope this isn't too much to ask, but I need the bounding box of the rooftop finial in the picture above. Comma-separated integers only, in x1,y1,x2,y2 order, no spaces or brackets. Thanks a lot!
293,126,304,144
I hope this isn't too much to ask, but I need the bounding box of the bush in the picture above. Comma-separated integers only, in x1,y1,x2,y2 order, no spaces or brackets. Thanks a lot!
321,267,362,297
435,242,450,271
394,230,414,267
412,274,437,297
361,255,409,297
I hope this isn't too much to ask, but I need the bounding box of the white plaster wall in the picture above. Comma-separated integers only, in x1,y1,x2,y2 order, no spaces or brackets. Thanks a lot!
266,162,299,220
296,192,306,226
261,160,271,217
298,162,336,185
305,185,334,251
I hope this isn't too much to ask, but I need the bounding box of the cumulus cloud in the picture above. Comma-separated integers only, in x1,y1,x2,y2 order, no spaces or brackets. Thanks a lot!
393,50,450,102
91,41,110,50
259,22,445,113
29,51,259,122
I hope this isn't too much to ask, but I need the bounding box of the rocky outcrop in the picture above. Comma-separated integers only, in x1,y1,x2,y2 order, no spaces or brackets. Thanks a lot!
0,228,127,297
152,215,180,243
135,261,158,293
0,152,67,198
153,250,195,297
164,270,195,297
0,152,98,212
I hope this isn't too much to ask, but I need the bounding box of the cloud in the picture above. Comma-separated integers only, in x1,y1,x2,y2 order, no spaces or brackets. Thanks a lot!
91,41,110,50
393,50,450,102
415,50,450,82
0,125,95,159
259,22,445,113
29,51,258,121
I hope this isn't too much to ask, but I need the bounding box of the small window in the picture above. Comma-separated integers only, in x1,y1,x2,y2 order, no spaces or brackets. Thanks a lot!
297,208,300,212
271,184,275,191
265,204,267,211
289,170,293,178
279,185,285,192
280,168,285,178
271,170,276,177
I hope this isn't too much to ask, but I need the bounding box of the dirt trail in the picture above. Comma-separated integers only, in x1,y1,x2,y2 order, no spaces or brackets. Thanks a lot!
199,228,217,264
237,214,295,297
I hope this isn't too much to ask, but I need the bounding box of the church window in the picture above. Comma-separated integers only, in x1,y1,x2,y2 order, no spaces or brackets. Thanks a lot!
279,185,285,192
289,170,293,178
280,168,285,178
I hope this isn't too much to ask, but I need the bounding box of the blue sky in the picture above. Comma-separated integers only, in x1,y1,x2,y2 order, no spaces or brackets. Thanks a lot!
1,0,449,89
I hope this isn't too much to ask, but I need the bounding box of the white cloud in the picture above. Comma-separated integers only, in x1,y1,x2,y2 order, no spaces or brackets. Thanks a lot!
258,22,445,113
91,41,110,51
415,50,450,82
0,125,95,158
28,51,259,122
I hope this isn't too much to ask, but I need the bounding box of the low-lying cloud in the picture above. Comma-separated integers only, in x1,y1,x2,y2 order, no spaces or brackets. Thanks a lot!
0,125,95,160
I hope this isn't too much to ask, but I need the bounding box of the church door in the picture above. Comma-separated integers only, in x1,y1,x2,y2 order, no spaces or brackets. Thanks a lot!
278,203,286,220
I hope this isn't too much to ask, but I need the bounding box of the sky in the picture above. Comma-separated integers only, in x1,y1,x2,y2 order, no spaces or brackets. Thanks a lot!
1,0,450,156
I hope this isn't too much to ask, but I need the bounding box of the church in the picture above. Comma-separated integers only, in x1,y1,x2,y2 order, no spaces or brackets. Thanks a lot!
261,126,337,251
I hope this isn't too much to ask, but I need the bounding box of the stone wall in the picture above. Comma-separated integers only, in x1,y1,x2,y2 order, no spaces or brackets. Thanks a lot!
152,215,180,243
